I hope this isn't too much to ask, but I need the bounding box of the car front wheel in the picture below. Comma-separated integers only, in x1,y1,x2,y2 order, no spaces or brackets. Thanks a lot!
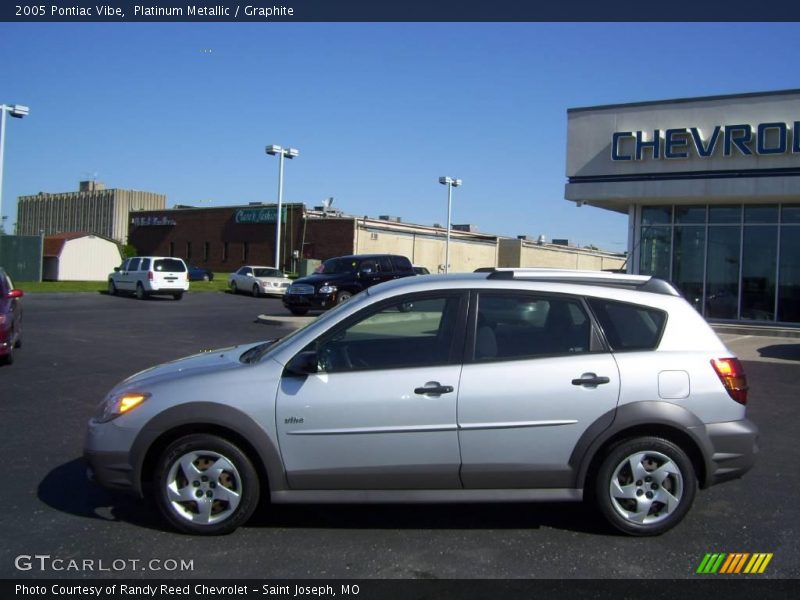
108,280,117,296
594,437,696,536
154,434,260,535
252,285,261,298
336,291,352,304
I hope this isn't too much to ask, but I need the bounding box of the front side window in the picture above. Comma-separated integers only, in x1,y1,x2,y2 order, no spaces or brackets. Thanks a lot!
308,294,463,373
474,293,591,361
127,258,141,271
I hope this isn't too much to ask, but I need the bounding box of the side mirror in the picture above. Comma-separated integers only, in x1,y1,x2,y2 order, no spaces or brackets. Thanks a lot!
285,351,319,376
113,267,121,272
7,289,23,299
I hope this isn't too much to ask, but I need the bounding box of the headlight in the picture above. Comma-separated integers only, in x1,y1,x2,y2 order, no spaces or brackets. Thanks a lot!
95,391,151,423
319,285,337,294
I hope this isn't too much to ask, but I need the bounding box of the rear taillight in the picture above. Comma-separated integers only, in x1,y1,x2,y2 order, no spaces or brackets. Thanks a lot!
711,358,748,405
148,271,154,281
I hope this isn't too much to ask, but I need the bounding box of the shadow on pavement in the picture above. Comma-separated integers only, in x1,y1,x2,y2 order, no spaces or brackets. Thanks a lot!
40,459,610,536
758,344,800,362
37,458,164,531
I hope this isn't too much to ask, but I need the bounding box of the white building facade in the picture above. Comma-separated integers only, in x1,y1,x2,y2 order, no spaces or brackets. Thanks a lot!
566,89,800,325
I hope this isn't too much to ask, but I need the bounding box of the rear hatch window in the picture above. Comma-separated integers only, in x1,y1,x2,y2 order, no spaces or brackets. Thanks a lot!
154,259,187,273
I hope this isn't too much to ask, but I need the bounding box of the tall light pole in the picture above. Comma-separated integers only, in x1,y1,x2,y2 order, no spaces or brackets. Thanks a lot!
265,144,299,271
438,176,462,274
0,104,29,234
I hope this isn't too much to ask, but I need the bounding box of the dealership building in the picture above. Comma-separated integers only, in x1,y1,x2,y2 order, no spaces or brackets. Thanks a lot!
566,89,800,325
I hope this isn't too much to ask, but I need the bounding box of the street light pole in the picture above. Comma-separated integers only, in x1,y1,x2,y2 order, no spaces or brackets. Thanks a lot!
0,104,29,235
266,144,299,271
438,176,462,274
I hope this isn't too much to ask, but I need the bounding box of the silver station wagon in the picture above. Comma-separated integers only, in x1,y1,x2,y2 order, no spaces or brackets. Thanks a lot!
84,269,758,536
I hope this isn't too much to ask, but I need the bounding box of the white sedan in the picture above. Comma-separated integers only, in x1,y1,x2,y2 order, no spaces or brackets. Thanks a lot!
228,266,291,297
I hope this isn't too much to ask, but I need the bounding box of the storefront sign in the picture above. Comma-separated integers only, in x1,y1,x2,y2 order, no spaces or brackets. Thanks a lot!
131,216,176,226
234,207,286,224
612,121,800,161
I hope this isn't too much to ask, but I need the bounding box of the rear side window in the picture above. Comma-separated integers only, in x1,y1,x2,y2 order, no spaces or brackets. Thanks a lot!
154,259,187,273
475,293,591,360
588,298,667,351
392,256,413,271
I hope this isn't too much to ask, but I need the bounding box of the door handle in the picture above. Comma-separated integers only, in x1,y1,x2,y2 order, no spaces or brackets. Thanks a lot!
571,375,611,386
414,384,454,395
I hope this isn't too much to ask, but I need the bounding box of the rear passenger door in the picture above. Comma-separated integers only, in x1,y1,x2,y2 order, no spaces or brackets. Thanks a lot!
457,291,620,489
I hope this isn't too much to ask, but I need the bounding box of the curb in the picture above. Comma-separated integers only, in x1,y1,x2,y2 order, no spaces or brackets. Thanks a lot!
256,314,315,327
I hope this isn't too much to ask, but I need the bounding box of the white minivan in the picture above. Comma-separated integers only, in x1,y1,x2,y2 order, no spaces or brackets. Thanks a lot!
108,256,190,300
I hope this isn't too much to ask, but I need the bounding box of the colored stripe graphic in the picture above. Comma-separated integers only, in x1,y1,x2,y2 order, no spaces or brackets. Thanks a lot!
697,553,773,574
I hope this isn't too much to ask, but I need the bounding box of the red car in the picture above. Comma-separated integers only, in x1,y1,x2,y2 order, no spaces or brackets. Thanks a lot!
0,268,23,365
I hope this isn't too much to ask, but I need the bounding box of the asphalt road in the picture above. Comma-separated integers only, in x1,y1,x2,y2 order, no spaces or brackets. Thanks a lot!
1,292,798,580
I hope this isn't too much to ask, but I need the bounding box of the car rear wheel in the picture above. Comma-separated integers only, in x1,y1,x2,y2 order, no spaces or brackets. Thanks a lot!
154,434,260,535
173,292,183,301
108,280,117,296
1,349,13,365
135,283,147,300
595,437,696,536
202,274,210,282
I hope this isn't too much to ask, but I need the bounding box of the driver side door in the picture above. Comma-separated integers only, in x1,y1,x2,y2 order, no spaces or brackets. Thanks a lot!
276,291,468,490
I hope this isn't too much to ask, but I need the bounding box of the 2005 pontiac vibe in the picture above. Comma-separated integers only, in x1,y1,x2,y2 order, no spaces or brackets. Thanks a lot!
85,269,758,536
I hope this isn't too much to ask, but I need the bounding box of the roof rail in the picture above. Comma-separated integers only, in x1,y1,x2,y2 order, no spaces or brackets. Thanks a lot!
483,268,681,297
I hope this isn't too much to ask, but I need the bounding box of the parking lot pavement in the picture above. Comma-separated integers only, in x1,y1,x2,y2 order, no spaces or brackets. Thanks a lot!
719,333,800,364
2,293,798,579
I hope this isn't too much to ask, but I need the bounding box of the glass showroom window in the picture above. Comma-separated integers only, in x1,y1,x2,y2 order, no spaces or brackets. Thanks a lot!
639,206,672,280
639,202,800,324
778,205,800,323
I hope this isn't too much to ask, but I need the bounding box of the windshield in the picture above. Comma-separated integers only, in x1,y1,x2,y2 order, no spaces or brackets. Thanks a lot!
253,268,283,278
320,257,359,275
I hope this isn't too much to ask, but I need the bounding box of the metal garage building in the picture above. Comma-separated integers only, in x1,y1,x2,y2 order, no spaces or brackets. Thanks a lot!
43,232,121,281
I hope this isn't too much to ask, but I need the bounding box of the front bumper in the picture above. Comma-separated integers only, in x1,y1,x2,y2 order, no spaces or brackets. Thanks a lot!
703,418,759,486
83,419,139,495
282,292,335,310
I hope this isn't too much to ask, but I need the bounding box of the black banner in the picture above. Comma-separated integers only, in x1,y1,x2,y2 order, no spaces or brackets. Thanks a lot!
2,0,800,22
4,579,799,600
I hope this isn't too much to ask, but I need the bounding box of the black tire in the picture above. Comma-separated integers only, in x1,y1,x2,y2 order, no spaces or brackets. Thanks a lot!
135,283,148,300
230,281,238,295
252,285,261,298
154,434,260,535
336,291,352,305
202,274,210,282
594,437,696,536
108,280,117,296
289,307,308,316
173,292,184,301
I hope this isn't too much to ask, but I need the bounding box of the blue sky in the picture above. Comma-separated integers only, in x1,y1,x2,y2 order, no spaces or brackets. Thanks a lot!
1,23,798,250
